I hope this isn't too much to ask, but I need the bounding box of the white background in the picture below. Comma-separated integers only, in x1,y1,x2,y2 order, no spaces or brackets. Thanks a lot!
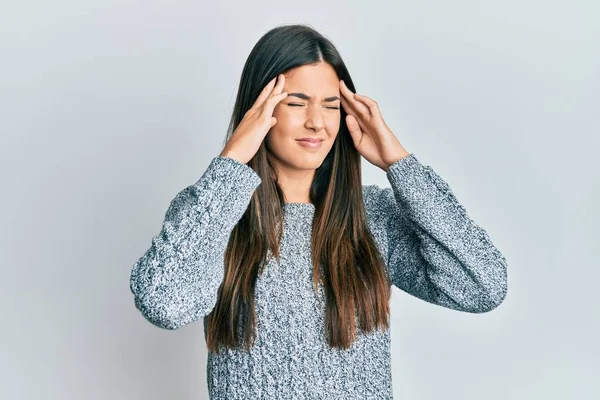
1,0,598,398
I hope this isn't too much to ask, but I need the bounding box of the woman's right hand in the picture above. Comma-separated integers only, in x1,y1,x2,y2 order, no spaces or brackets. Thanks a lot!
219,74,288,164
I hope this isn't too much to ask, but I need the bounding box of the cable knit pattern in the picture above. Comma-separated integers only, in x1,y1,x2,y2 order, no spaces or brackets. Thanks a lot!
130,153,508,399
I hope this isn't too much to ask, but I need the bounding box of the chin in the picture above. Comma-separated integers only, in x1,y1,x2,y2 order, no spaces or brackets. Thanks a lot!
294,157,326,169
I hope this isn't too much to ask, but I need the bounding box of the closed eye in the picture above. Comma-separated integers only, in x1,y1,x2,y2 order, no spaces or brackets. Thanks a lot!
288,103,340,110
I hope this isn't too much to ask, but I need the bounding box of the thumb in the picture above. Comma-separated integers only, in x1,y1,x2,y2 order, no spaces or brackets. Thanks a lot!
346,115,362,146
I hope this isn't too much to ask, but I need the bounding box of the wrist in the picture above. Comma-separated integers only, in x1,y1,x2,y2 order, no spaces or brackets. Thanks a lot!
383,147,411,171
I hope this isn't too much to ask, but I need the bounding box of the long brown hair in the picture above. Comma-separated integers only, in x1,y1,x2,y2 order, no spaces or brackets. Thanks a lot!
205,24,391,353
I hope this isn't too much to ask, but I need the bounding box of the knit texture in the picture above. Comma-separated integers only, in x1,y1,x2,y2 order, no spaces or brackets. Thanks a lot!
130,153,508,399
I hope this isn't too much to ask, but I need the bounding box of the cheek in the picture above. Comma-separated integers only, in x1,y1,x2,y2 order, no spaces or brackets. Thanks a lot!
325,114,341,135
273,106,303,125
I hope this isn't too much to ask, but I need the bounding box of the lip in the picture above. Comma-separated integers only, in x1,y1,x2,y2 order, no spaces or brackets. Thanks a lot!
296,138,323,149
296,138,324,143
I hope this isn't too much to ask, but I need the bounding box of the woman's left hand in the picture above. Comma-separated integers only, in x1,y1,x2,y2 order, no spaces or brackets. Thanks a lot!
339,80,411,171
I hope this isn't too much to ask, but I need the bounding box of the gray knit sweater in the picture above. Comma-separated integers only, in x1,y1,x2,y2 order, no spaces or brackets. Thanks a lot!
129,153,508,399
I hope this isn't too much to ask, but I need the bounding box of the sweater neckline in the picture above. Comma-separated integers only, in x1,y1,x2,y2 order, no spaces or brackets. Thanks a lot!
283,202,315,207
282,202,315,218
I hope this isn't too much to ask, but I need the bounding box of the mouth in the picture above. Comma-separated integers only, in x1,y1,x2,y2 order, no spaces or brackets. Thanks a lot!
296,138,324,149
296,138,324,143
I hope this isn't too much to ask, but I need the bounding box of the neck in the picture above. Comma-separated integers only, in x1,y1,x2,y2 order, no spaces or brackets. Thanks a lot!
271,159,316,204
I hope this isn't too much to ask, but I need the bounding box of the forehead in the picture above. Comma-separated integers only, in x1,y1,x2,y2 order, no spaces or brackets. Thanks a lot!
283,63,339,96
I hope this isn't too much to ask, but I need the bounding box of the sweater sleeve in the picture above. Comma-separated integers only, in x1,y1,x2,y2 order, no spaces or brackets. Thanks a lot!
129,155,262,329
373,153,507,313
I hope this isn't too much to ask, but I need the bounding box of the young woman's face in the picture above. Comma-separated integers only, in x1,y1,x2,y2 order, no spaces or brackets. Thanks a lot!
265,62,341,171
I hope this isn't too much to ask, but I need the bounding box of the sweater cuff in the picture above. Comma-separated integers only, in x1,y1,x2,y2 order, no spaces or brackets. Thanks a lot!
385,153,421,187
199,155,261,188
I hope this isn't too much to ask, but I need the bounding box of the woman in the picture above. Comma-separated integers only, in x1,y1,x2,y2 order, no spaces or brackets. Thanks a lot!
129,23,508,399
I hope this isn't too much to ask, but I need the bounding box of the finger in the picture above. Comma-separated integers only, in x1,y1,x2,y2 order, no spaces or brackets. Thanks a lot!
345,114,363,147
270,73,286,96
340,94,359,118
340,80,371,119
353,93,380,118
250,75,279,111
260,74,286,114
262,91,288,116
341,96,369,132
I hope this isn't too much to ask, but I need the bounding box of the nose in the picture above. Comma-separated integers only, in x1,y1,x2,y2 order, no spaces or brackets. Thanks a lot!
305,104,325,132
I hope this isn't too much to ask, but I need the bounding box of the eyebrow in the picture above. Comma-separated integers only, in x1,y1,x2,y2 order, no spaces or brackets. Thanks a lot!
287,92,340,102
